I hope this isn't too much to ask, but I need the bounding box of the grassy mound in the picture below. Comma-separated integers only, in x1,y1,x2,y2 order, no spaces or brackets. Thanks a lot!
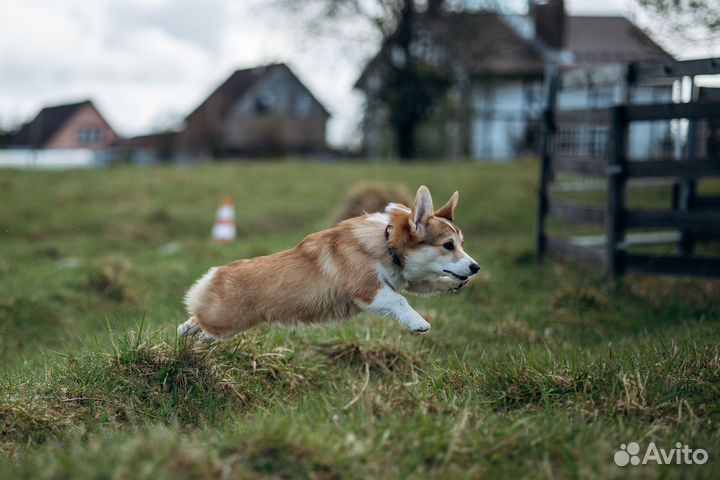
331,182,412,223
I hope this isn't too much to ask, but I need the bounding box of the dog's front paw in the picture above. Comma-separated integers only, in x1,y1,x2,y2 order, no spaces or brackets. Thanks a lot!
436,276,468,293
406,317,432,333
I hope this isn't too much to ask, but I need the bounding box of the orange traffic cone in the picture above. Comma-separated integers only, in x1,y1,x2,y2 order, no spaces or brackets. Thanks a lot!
212,197,236,242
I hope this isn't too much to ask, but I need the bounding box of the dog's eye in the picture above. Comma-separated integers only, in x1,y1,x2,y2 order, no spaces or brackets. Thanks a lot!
443,241,455,251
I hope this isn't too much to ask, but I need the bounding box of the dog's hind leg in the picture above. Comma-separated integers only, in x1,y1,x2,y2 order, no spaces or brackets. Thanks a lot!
177,316,201,337
200,331,217,343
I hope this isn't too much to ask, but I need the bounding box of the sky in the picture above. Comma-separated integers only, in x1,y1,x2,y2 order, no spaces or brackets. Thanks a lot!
0,0,716,147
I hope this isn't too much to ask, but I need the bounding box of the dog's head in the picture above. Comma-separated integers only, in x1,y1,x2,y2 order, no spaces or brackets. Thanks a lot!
386,185,480,283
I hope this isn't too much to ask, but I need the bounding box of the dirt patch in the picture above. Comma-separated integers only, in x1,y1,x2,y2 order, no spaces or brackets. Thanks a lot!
109,339,247,420
0,399,67,456
626,276,720,314
551,286,611,312
85,256,136,302
513,250,536,265
237,442,341,480
331,183,412,224
485,367,594,411
317,340,423,377
0,297,60,333
210,336,314,392
145,208,173,224
481,314,559,344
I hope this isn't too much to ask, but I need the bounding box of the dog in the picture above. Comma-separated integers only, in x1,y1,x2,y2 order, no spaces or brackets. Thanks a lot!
178,185,479,341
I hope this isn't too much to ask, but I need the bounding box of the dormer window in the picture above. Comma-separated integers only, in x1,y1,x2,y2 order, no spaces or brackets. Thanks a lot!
294,94,311,117
77,126,102,144
255,92,276,114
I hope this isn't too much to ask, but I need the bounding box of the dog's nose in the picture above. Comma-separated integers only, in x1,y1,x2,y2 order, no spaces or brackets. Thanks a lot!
469,263,480,275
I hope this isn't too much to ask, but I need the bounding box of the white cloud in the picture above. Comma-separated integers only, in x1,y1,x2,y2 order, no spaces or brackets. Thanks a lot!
0,0,375,145
0,0,715,147
0,0,222,133
107,0,231,52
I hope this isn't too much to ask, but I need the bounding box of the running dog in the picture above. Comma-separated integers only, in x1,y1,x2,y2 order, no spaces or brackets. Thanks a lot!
178,185,479,340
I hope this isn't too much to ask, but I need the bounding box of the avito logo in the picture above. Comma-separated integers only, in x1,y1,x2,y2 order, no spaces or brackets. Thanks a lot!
614,442,708,466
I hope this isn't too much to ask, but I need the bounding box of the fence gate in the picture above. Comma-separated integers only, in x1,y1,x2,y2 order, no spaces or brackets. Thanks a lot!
536,58,720,280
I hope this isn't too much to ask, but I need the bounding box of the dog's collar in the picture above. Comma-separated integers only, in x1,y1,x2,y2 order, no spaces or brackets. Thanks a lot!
384,225,403,269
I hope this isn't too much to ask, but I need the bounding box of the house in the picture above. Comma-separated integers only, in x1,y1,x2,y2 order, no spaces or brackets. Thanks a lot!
112,130,179,165
176,63,330,157
355,0,674,160
10,100,117,151
698,88,720,158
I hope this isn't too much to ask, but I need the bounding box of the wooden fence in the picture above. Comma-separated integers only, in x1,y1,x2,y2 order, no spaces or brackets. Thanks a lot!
536,58,720,280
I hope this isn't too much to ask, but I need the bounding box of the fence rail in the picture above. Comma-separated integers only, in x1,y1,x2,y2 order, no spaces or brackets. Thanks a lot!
536,57,720,280
555,109,612,124
553,157,607,176
695,196,720,209
625,210,720,232
548,199,606,225
625,255,720,277
625,159,720,178
632,57,720,80
546,235,606,267
626,101,720,121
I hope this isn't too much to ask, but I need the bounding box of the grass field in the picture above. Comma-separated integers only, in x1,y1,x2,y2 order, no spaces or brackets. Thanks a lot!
0,160,719,479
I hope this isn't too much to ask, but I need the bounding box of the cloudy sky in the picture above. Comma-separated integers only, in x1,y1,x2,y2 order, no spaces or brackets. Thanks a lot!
0,0,715,146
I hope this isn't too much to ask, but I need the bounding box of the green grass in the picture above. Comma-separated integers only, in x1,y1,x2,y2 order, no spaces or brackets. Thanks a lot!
0,160,719,479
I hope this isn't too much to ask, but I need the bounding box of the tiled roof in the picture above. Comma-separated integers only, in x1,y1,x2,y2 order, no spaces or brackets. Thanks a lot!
12,100,91,147
565,16,672,67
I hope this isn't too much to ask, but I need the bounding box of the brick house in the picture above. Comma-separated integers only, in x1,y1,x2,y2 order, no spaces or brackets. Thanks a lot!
176,63,330,157
11,100,117,151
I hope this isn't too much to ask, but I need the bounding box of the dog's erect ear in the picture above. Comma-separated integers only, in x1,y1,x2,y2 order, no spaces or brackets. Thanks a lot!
409,185,434,238
435,191,458,222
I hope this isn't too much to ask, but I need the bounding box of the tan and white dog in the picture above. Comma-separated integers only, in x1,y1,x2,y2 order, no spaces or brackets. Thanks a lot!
178,185,479,340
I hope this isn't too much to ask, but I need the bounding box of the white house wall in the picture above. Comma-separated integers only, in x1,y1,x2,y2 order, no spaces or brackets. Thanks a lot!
362,69,672,160
0,148,99,169
471,78,543,160
557,81,673,159
628,86,673,159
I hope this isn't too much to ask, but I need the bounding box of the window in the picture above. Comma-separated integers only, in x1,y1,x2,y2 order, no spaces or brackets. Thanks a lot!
588,86,615,108
77,127,102,144
255,92,276,114
556,124,608,158
524,81,544,116
294,93,311,117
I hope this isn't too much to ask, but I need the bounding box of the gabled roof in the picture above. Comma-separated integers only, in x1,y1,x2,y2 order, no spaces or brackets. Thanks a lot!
356,12,546,89
565,16,673,67
13,100,92,147
186,63,330,121
356,11,674,89
421,12,547,77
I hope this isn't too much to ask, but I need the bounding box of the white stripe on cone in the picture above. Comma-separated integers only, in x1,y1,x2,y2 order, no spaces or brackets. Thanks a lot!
212,197,236,242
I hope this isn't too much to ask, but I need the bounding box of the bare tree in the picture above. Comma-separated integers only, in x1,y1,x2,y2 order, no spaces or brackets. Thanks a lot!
370,0,452,158
633,0,720,46
271,0,486,158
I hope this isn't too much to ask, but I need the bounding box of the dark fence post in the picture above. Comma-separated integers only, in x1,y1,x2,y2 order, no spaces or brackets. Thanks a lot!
606,105,628,281
536,65,559,261
679,180,697,254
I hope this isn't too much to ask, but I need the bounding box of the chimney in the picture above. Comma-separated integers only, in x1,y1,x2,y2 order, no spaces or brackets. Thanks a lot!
427,0,444,17
531,0,566,49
